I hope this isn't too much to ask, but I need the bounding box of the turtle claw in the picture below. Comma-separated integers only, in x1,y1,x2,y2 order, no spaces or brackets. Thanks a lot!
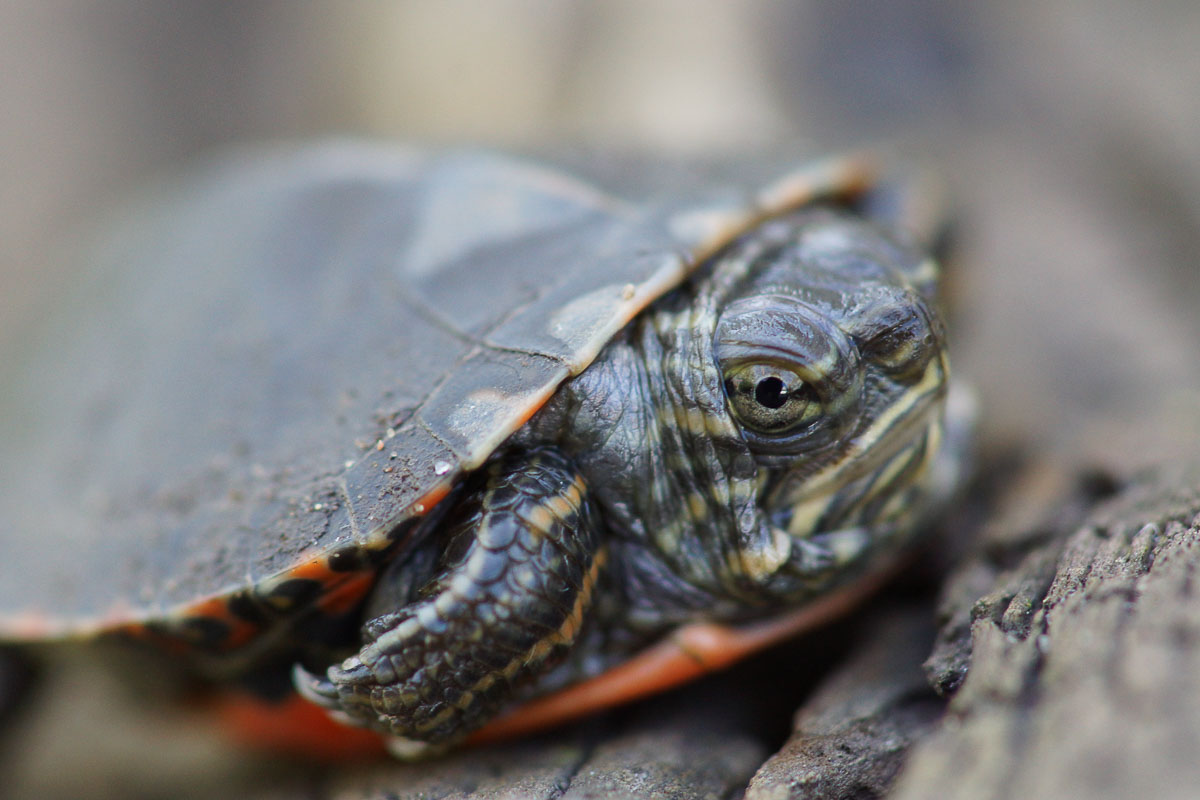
328,654,376,686
292,662,340,709
293,659,381,730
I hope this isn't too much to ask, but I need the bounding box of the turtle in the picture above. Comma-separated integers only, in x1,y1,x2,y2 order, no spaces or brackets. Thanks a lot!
0,142,967,756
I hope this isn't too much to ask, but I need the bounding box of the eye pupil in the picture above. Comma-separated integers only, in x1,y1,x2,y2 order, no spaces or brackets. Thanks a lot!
722,365,814,436
754,376,788,409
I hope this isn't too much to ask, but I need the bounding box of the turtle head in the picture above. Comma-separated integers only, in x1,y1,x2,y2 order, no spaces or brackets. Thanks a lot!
707,208,951,594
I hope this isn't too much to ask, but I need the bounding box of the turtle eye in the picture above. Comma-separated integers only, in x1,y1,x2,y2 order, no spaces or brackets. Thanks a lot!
714,293,862,456
723,363,819,435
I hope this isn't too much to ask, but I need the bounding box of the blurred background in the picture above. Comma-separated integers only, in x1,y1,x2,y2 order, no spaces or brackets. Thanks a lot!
2,3,1199,797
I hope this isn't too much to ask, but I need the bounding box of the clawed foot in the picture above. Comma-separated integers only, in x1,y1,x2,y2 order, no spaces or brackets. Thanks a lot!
291,449,603,746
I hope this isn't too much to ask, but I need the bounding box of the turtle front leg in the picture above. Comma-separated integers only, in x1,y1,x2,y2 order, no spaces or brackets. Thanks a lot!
296,447,604,747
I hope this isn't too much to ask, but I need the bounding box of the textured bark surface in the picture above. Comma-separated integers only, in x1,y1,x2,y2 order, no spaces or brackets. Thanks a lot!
745,609,944,800
323,716,765,800
317,682,772,800
896,461,1200,800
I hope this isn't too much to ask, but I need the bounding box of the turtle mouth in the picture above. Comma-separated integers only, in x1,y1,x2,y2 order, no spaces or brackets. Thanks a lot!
766,353,948,537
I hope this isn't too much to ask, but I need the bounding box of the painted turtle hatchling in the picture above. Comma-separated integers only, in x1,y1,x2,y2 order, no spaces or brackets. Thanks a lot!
0,143,968,756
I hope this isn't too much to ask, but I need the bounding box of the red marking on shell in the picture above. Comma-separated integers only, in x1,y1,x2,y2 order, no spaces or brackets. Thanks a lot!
114,622,152,640
286,555,341,585
112,621,196,658
111,594,260,657
413,481,450,515
112,597,259,654
512,383,558,428
215,690,387,761
316,572,375,616
188,597,260,651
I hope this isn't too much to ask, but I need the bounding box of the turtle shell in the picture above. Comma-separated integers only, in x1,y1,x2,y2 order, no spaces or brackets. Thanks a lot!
0,143,877,657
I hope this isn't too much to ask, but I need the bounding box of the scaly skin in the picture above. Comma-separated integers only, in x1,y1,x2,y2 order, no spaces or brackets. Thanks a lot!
299,449,603,743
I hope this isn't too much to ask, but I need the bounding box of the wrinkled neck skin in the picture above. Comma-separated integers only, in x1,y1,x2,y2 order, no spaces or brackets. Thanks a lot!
514,322,760,632
572,313,776,623
515,210,950,634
